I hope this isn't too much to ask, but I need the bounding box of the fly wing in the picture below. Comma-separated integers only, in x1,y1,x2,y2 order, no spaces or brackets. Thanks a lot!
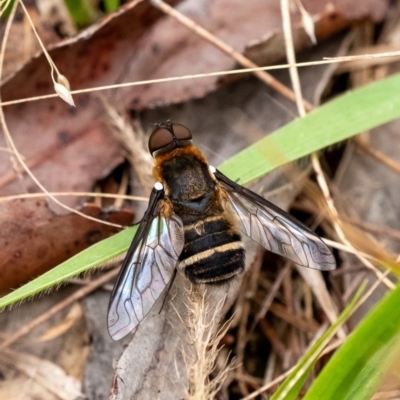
215,170,336,271
107,187,184,341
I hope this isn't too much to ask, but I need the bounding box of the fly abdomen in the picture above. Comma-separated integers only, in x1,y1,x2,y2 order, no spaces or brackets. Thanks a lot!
179,215,245,284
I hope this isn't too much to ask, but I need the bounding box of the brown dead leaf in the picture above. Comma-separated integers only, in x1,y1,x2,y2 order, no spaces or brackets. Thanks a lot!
0,199,134,293
0,0,178,209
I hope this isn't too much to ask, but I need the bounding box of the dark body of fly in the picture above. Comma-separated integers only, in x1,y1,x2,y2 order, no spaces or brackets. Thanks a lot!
107,121,336,341
158,152,245,284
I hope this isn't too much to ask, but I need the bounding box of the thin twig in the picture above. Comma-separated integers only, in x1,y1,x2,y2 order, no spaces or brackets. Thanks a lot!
280,0,348,339
343,216,400,242
312,155,395,289
354,137,400,175
0,105,124,227
2,54,400,107
0,268,120,351
248,263,291,334
279,0,396,290
150,0,313,111
280,0,307,117
0,191,147,203
324,51,400,61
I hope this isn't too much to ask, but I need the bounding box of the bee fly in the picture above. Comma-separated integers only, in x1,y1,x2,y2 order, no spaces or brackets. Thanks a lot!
108,122,336,340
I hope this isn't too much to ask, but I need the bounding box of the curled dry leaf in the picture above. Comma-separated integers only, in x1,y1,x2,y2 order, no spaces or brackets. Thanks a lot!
0,349,83,400
0,199,134,293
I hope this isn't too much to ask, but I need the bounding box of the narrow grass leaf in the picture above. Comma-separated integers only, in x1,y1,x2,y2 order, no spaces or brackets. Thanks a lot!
269,283,365,400
0,226,137,308
220,72,400,183
104,0,120,13
63,0,97,28
303,283,400,400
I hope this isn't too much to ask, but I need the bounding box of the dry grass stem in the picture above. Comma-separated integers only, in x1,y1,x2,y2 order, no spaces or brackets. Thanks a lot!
372,390,400,399
112,166,130,208
2,53,400,107
324,51,400,62
354,137,400,175
16,0,74,105
299,182,399,269
151,0,313,111
0,191,147,203
280,0,396,291
0,268,120,352
249,263,290,334
280,0,346,338
342,217,400,242
0,0,13,18
280,0,307,117
312,153,395,289
100,96,153,194
0,349,83,399
182,286,233,400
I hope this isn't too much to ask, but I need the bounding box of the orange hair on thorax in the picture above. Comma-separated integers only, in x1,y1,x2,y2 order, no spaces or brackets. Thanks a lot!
152,145,208,182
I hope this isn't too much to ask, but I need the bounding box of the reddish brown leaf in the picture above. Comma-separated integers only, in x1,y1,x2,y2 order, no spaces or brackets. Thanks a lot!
0,0,180,208
0,199,134,293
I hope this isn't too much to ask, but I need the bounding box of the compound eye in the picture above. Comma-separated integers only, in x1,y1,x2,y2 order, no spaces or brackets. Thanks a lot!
172,123,192,140
148,128,173,154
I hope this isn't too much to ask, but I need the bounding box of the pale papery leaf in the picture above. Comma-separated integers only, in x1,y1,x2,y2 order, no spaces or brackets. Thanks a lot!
57,74,71,91
301,10,317,45
54,82,75,107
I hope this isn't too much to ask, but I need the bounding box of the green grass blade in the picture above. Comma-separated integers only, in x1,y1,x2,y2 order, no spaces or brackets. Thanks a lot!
219,72,400,183
64,0,97,28
103,0,120,13
0,226,137,308
303,283,400,400
0,0,15,19
2,73,400,308
269,283,366,400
